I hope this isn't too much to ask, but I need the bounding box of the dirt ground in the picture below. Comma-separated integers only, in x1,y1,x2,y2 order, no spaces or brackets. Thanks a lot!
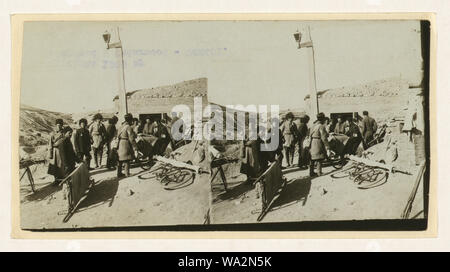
211,133,425,224
20,159,211,229
19,133,425,228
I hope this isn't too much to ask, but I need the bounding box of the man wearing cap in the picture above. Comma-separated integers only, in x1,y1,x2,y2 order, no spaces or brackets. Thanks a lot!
117,113,138,178
74,118,92,170
280,112,297,168
361,111,378,148
309,112,332,177
89,113,106,168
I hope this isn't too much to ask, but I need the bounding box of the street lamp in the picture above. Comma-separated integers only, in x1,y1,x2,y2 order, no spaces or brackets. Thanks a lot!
293,30,302,48
102,31,111,45
294,26,319,116
103,28,128,120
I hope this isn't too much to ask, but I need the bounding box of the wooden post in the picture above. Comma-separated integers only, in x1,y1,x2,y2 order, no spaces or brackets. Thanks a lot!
401,161,426,219
108,27,128,122
117,28,128,119
306,26,319,117
298,26,319,117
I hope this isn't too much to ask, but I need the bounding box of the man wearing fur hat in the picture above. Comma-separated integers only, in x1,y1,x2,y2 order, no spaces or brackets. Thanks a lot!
74,118,92,170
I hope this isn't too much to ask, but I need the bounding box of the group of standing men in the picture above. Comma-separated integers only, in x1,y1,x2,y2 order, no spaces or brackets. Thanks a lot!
48,112,177,184
279,110,378,177
48,113,120,184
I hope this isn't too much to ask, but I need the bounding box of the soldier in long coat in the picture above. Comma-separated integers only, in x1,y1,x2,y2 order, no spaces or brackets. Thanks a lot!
259,120,283,172
48,119,65,183
117,113,138,178
154,120,171,155
309,112,331,177
105,116,118,169
240,139,261,180
60,126,80,176
296,116,309,169
89,113,106,168
73,118,92,170
345,117,363,155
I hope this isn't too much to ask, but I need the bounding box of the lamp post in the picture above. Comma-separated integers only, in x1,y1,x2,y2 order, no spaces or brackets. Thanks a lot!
294,26,319,117
103,27,128,121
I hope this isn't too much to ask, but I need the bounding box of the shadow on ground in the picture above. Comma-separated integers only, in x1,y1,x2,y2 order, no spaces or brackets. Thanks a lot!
213,180,254,204
270,176,312,211
76,177,119,212
22,182,61,203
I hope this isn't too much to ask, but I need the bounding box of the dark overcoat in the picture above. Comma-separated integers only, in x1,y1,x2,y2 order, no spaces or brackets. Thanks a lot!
73,127,91,155
240,139,261,178
105,123,117,143
60,137,79,175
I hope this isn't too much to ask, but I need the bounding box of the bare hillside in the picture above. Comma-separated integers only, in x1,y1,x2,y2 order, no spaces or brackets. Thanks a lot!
305,77,410,100
19,104,73,148
115,77,208,100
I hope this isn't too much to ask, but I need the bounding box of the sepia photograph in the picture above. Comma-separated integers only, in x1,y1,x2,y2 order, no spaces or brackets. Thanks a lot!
15,18,430,232
207,20,430,227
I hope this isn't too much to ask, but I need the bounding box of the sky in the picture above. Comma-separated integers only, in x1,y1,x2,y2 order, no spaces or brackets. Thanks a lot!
20,20,423,113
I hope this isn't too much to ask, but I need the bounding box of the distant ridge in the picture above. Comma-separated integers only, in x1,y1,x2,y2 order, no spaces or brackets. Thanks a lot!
305,77,410,100
113,78,208,101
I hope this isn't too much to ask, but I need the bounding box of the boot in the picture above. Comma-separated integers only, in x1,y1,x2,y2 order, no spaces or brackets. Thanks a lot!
93,152,99,168
290,148,295,165
124,161,130,177
285,148,291,167
98,153,103,168
86,158,93,170
317,161,322,176
309,161,317,177
117,162,124,178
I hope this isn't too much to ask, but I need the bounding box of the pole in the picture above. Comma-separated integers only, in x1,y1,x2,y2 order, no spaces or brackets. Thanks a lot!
306,26,319,117
115,27,128,121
